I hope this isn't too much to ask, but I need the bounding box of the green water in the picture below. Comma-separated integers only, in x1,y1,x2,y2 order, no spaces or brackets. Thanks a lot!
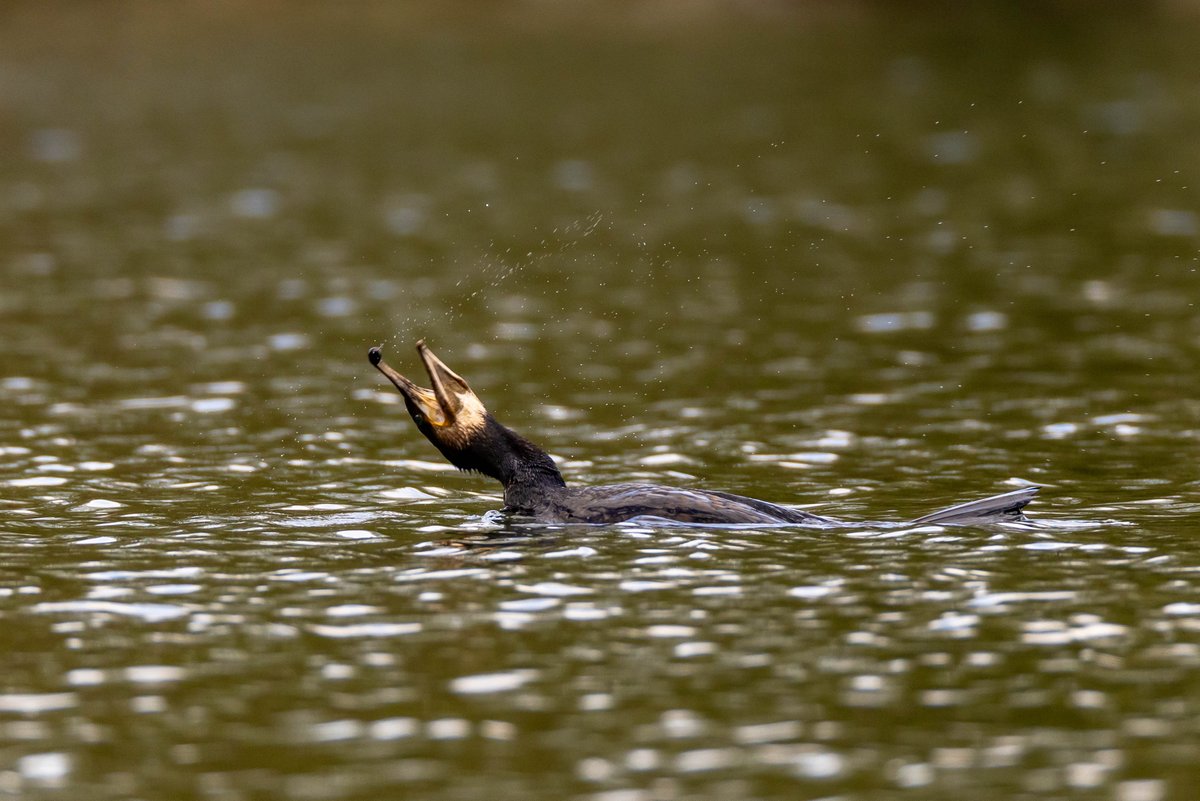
2,4,1200,800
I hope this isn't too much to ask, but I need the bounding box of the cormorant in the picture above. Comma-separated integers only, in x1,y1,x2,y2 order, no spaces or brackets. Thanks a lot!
368,341,1038,526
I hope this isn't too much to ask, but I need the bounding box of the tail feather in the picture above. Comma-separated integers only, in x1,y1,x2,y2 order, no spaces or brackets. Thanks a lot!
909,486,1040,526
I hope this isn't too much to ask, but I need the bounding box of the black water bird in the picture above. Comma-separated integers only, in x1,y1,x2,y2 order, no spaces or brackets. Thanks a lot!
368,342,1038,526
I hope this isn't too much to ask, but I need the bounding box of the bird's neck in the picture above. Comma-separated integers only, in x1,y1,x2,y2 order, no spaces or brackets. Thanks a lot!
483,421,567,515
460,417,565,499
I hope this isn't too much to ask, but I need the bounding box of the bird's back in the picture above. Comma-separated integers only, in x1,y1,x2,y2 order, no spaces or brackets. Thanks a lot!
537,483,834,525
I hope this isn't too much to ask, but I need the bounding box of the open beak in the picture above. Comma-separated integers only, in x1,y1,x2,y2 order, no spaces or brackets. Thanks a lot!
415,340,476,424
368,341,475,427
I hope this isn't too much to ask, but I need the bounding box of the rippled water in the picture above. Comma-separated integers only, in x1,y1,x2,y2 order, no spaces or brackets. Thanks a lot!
3,4,1200,800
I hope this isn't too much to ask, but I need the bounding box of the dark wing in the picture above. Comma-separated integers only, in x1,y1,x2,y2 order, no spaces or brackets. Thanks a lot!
554,484,833,525
909,486,1039,526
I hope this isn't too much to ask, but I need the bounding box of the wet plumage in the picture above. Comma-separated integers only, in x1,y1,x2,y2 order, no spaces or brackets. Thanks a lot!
368,342,1037,526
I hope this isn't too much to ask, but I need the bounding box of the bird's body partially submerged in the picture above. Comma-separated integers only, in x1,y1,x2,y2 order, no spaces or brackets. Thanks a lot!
368,342,1038,527
511,482,833,526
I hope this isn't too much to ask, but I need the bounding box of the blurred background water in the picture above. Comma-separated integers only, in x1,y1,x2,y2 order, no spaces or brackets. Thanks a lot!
2,3,1200,800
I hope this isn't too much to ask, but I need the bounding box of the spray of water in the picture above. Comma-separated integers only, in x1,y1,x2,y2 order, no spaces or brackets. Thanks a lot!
377,211,606,351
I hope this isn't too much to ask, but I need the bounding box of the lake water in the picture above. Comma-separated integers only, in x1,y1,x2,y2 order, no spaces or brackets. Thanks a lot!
2,4,1200,800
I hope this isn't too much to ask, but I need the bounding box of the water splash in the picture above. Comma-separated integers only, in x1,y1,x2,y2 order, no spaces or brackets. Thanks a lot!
378,212,606,349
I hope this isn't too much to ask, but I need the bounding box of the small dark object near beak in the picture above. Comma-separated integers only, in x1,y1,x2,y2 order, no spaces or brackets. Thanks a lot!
368,346,383,366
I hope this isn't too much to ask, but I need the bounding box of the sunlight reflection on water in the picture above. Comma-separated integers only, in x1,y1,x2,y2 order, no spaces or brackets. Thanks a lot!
2,4,1200,801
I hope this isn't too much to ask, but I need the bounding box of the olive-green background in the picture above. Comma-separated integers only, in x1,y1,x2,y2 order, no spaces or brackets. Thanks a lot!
2,4,1199,799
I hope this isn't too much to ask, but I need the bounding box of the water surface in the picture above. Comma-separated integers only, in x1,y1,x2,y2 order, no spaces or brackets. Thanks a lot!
2,4,1200,800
